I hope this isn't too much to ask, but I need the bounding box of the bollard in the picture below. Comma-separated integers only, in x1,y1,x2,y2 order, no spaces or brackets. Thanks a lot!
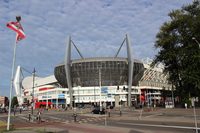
120,110,122,116
108,108,111,117
74,113,77,122
28,113,31,121
38,115,41,123
14,110,16,116
73,113,77,122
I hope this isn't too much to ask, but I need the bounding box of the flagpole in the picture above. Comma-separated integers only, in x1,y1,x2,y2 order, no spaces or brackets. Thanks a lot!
7,40,17,131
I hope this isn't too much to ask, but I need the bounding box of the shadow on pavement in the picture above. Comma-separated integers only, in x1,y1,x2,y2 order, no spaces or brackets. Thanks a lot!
129,130,142,133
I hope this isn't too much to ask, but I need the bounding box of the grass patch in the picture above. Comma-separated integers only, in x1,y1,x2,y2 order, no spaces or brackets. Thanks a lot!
0,122,16,133
0,121,7,132
0,121,6,127
35,128,55,133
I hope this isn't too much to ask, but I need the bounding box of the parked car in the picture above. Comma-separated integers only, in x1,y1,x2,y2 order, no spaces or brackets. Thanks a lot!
22,107,28,111
106,105,114,109
78,104,85,109
91,106,105,114
0,108,7,113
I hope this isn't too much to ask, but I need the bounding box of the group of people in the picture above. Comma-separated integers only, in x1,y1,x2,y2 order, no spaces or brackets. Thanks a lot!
28,109,42,123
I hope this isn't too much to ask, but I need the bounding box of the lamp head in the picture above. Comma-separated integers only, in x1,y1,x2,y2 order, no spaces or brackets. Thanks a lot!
16,16,21,22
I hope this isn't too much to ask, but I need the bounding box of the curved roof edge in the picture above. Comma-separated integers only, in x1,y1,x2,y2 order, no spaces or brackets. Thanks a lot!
55,57,142,67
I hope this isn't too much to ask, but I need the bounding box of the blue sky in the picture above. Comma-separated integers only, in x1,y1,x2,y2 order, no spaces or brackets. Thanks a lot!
0,0,192,96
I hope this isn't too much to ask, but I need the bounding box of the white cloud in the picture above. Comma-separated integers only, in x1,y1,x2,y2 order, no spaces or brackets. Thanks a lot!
0,0,192,96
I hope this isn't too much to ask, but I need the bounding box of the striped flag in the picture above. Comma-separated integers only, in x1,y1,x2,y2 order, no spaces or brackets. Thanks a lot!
7,20,26,42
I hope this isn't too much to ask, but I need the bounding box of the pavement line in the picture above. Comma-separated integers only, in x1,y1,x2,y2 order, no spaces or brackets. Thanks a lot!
143,113,163,118
116,122,200,130
20,116,29,121
45,115,62,120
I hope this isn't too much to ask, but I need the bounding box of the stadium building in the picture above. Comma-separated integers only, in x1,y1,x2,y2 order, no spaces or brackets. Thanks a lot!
15,35,172,109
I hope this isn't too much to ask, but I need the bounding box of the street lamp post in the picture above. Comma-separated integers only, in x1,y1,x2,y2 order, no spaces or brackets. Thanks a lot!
56,89,58,109
110,92,113,107
65,92,67,109
78,86,80,107
147,90,150,108
99,68,102,112
191,37,199,133
31,68,36,115
46,91,48,109
192,37,200,48
171,85,175,108
94,87,96,105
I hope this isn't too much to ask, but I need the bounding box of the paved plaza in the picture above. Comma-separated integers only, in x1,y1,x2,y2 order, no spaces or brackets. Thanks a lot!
0,107,199,133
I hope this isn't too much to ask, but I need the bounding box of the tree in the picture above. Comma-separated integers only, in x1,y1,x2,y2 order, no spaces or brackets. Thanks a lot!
11,96,18,108
153,1,200,103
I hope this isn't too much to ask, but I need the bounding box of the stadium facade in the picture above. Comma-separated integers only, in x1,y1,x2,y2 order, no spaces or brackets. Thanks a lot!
16,35,172,109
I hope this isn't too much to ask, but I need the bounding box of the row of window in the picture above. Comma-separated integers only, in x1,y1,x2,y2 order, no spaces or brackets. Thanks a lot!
140,81,170,88
74,95,127,101
73,89,116,94
37,90,68,97
72,61,127,71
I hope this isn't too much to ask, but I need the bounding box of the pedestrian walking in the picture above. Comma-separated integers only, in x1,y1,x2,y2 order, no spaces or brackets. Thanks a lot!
28,113,31,121
37,110,41,123
185,103,187,109
108,107,111,117
19,108,22,114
